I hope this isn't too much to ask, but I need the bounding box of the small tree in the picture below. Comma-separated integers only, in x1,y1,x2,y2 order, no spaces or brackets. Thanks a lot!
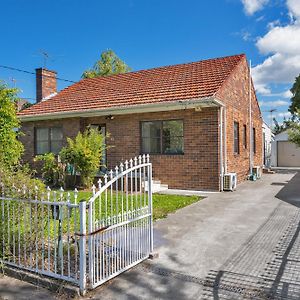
0,82,24,167
60,128,105,188
82,49,131,79
288,109,300,147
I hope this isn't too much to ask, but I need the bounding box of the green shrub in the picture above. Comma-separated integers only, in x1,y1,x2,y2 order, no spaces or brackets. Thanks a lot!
0,164,46,259
60,128,105,188
34,153,65,187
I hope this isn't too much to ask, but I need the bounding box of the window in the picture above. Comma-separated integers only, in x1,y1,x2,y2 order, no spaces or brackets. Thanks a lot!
252,127,256,154
234,122,239,154
141,120,184,154
35,127,63,155
243,125,247,148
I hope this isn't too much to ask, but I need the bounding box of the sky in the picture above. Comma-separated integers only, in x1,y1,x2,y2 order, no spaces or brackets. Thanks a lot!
0,0,299,125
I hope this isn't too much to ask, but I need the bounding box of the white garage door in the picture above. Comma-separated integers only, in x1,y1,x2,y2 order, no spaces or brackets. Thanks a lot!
277,141,300,167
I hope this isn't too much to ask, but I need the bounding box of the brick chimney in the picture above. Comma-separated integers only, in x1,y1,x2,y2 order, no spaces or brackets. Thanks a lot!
36,68,57,103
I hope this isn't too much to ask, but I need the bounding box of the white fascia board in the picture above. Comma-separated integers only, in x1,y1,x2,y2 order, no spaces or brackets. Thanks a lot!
19,97,224,122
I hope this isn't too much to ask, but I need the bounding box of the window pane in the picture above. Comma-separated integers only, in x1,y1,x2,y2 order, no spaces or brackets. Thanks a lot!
141,122,161,138
243,125,247,148
163,120,183,136
234,122,239,154
51,128,63,140
51,141,63,155
36,128,49,141
162,120,184,154
142,137,160,154
252,128,256,153
163,136,184,154
36,141,49,155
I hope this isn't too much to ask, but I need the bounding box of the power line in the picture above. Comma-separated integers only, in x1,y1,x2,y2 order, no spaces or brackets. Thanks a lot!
0,64,76,83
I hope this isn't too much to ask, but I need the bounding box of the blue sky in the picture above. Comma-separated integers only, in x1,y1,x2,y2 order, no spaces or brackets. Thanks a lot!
1,0,299,124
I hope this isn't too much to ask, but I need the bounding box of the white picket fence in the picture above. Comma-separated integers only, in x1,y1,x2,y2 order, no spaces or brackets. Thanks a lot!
0,155,153,295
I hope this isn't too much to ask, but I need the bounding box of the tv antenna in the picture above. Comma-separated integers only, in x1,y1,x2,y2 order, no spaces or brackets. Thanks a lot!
40,50,50,68
263,108,277,128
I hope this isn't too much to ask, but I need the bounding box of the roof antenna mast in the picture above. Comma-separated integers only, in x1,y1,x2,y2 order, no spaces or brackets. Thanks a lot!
40,50,50,68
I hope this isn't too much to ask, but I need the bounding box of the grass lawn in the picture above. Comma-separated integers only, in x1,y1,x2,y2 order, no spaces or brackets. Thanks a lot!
73,191,202,221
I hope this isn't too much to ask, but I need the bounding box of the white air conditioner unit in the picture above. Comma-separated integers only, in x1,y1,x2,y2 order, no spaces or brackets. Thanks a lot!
223,173,237,191
253,166,262,179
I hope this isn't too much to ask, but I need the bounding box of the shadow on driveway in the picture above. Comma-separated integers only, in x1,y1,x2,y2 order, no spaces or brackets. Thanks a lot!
203,171,300,299
275,171,300,208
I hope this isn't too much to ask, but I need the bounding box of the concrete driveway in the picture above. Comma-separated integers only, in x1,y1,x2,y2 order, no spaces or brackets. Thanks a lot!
1,171,300,299
90,171,300,299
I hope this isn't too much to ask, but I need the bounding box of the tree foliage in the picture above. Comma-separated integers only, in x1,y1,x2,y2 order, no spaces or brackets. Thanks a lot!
0,82,24,167
288,109,300,147
82,50,131,79
34,153,65,187
273,117,296,135
289,74,300,116
60,128,105,188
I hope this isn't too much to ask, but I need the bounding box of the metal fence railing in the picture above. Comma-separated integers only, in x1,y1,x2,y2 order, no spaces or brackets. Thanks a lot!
0,155,153,295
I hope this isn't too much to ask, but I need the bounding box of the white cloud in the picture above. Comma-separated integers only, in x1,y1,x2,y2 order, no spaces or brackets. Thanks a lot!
242,31,252,41
252,1,300,96
260,89,292,98
252,53,300,85
282,89,293,98
267,19,281,30
256,15,265,22
241,0,269,15
265,111,291,119
255,83,272,95
277,111,291,118
287,0,300,19
256,25,300,55
259,100,289,107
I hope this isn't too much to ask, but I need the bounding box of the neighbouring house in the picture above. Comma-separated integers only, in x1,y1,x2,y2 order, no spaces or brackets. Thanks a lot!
271,130,300,167
18,54,263,191
262,121,274,167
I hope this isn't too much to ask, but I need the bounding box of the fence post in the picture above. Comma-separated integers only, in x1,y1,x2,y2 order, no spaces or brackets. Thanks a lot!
79,200,87,296
148,163,153,253
88,201,93,288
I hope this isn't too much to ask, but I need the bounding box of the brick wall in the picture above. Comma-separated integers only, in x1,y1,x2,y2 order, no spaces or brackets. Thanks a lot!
20,118,81,165
215,56,263,182
20,109,220,191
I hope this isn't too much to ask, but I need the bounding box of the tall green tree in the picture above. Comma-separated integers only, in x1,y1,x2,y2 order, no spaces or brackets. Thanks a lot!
289,74,300,115
0,82,24,167
82,49,131,79
288,109,300,147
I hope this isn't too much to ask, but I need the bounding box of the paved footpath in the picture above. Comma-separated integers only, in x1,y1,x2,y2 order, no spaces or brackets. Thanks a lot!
1,171,300,299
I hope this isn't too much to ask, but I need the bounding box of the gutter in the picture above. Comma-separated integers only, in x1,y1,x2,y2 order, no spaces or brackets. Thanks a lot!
18,97,222,122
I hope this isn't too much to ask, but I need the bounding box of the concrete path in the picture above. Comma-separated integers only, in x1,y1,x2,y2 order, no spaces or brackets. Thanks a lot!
89,171,300,299
1,171,299,299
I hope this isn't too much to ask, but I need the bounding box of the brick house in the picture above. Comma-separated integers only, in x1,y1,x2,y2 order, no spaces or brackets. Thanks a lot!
18,54,263,191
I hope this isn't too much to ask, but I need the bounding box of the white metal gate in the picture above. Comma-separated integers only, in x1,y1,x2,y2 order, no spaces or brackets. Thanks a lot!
86,154,153,289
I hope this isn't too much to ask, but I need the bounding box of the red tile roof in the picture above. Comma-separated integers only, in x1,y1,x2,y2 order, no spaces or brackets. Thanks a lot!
18,54,245,117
